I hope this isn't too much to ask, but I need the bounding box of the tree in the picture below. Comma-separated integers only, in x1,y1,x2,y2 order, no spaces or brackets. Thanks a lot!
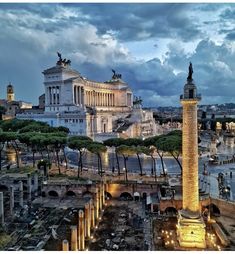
123,138,145,175
144,146,157,181
116,145,136,182
29,134,45,167
50,136,67,174
103,138,126,175
156,134,182,174
87,142,107,177
0,106,6,121
68,136,93,178
143,135,166,176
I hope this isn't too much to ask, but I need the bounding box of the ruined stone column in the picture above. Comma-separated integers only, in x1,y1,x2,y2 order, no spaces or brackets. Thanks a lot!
19,181,23,208
0,192,4,225
27,173,32,202
78,210,85,250
99,185,103,211
34,170,39,196
70,226,78,251
10,186,14,216
84,203,90,239
62,239,69,251
90,203,95,229
102,182,105,205
94,188,99,222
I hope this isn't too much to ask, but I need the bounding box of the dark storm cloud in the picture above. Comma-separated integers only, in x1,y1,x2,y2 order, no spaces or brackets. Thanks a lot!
0,3,202,42
0,3,235,107
225,31,235,40
73,3,202,42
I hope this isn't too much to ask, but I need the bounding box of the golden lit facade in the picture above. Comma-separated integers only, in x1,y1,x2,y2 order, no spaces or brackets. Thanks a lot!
177,63,206,248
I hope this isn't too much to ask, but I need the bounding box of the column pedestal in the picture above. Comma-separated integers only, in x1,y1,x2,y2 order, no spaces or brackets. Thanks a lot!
177,210,206,248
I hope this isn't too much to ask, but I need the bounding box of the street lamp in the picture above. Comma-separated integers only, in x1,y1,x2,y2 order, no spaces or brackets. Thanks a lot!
123,167,127,182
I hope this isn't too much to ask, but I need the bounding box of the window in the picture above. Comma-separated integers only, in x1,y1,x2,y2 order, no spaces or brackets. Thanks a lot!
189,89,194,99
65,119,68,123
79,119,83,123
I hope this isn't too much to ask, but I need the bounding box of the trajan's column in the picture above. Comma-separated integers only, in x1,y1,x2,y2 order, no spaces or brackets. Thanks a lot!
177,62,206,248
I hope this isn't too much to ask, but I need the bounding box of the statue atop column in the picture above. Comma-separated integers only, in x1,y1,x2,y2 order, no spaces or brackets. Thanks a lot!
56,52,71,66
187,62,193,81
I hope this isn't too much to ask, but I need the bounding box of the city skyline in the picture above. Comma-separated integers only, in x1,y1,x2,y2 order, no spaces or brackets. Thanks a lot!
1,3,235,106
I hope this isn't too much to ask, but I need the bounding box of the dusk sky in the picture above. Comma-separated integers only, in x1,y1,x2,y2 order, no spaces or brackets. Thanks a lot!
1,3,235,107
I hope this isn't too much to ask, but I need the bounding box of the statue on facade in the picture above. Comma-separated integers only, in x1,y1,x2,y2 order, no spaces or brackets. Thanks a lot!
133,96,143,106
187,62,193,80
111,69,122,79
56,52,71,66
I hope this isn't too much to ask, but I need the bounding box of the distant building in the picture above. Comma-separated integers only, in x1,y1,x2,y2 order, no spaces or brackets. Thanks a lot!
0,82,32,120
39,94,45,109
17,55,133,138
17,54,157,140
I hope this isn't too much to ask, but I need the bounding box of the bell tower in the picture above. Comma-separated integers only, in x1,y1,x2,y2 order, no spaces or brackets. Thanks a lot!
7,82,15,102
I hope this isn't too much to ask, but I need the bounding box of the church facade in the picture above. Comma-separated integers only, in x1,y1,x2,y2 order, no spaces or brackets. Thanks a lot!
17,55,133,138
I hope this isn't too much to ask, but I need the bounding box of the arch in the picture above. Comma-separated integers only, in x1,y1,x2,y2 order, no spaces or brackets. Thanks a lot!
165,207,178,215
48,190,59,197
66,190,76,197
105,191,112,200
82,191,93,198
41,191,46,197
0,185,8,191
120,192,133,201
206,203,220,216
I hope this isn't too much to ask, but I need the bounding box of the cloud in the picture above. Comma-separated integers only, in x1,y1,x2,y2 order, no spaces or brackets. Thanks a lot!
0,3,235,108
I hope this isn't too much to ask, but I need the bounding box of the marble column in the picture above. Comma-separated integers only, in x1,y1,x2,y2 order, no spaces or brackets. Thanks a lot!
62,239,69,251
49,87,52,105
0,192,4,225
79,86,82,106
78,210,85,250
70,226,78,251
